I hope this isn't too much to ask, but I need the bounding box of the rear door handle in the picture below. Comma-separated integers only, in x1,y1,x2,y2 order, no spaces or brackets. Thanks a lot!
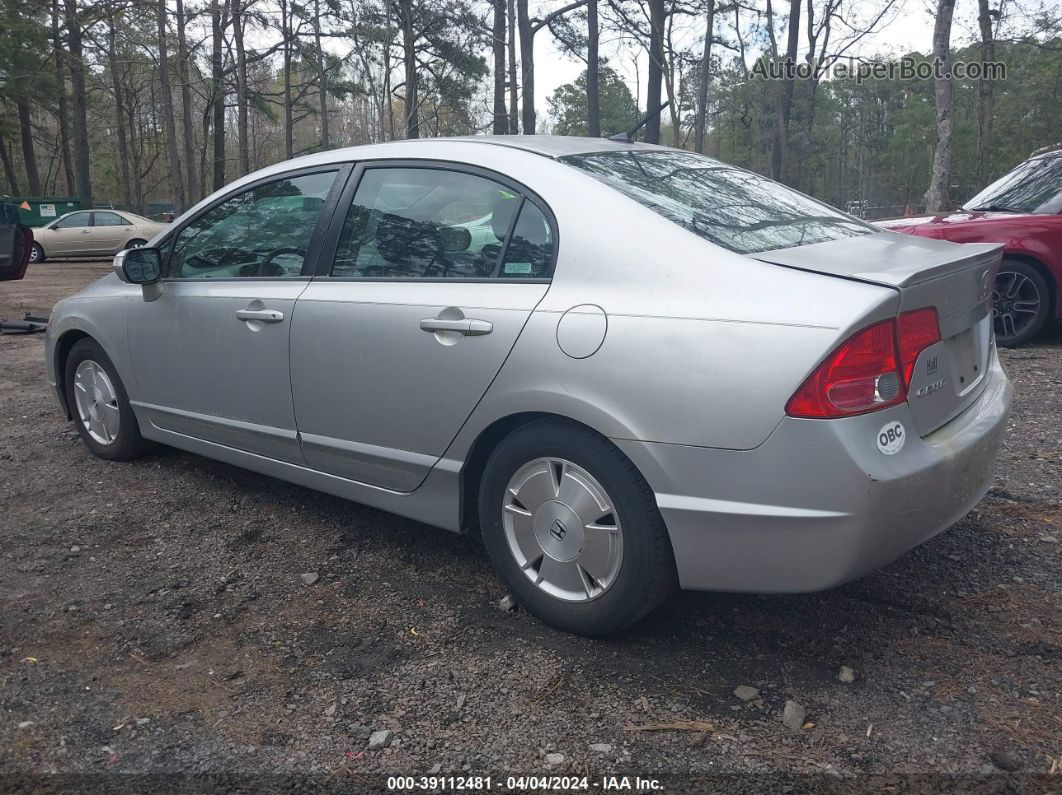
419,318,493,336
236,308,285,323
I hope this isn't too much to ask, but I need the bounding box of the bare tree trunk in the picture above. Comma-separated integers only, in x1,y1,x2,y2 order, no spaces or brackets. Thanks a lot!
507,0,519,133
281,0,293,157
517,0,535,134
158,0,187,212
771,0,800,181
313,0,330,149
233,0,250,174
975,0,995,188
645,0,666,144
176,0,199,203
1,138,20,195
924,0,956,212
16,98,42,196
399,0,419,138
52,0,75,195
64,0,92,208
211,0,226,190
492,0,508,133
693,0,715,153
106,6,133,210
587,0,600,137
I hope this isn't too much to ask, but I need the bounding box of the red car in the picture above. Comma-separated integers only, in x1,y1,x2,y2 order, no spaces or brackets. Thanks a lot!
879,149,1062,346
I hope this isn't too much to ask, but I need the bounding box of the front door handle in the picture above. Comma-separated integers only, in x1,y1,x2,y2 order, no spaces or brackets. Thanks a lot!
419,318,493,336
236,308,285,323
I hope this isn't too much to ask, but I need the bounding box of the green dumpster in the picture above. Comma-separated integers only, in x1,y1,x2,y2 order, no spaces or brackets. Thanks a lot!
2,197,82,227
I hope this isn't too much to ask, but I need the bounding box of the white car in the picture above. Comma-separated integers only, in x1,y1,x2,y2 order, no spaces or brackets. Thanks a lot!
30,210,168,262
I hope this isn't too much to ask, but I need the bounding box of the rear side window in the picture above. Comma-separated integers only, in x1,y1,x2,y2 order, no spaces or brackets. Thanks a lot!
331,167,553,279
93,212,126,226
561,150,872,254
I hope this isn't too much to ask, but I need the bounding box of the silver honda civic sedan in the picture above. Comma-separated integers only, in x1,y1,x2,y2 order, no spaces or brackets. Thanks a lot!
45,136,1013,635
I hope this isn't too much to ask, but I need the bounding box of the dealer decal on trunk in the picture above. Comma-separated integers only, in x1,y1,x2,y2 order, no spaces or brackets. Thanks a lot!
877,421,906,455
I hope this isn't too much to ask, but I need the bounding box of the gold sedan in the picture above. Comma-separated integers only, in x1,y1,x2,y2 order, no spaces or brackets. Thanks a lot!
30,210,169,262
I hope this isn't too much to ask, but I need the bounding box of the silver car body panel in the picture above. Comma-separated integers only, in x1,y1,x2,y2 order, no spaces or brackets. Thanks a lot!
44,136,1013,593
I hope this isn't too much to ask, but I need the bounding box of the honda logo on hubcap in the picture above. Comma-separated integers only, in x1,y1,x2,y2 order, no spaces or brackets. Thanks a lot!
550,519,567,541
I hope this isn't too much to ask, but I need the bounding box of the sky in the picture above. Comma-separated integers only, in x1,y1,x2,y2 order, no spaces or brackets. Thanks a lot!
532,0,1021,115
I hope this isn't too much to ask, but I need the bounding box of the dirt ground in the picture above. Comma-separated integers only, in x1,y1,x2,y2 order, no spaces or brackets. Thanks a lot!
1,261,1060,792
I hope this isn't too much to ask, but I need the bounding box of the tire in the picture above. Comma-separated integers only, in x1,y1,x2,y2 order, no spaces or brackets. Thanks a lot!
125,238,148,250
29,242,44,263
993,259,1050,347
64,338,151,461
478,418,676,636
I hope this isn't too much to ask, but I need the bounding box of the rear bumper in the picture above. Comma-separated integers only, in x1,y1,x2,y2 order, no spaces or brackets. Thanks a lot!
615,351,1013,593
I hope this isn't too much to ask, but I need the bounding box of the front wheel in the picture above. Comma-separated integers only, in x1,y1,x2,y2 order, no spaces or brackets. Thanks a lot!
64,338,151,461
993,260,1050,347
479,419,676,636
29,242,44,263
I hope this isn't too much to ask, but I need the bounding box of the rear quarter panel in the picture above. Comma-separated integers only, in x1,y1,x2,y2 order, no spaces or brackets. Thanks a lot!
448,160,900,454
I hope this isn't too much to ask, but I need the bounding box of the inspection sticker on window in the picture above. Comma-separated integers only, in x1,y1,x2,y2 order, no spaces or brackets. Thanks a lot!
504,262,533,275
876,421,905,455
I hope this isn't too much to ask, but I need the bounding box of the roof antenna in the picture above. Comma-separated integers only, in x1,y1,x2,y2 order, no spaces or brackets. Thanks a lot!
608,101,670,143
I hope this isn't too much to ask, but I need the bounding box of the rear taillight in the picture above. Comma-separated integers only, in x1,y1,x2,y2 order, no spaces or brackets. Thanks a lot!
786,309,941,419
896,307,941,386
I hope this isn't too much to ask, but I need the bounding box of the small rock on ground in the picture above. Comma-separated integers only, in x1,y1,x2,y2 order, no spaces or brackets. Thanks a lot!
498,595,516,612
589,743,612,753
300,573,319,586
545,752,564,765
837,666,856,683
368,729,393,750
734,686,759,701
782,700,806,731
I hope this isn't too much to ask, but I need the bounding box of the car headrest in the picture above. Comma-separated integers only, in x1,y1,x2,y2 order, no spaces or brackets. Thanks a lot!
375,212,442,265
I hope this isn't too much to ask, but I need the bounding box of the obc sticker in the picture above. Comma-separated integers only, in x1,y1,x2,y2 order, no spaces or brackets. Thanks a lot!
876,421,905,455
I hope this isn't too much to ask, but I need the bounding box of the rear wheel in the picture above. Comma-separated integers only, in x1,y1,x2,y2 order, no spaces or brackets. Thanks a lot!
993,260,1050,347
125,238,148,250
64,338,151,461
29,243,44,263
478,418,676,636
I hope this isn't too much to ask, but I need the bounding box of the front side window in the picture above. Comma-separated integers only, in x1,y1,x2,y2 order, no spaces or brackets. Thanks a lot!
54,212,92,229
964,155,1062,214
168,170,338,279
332,167,553,279
561,150,873,255
94,212,126,226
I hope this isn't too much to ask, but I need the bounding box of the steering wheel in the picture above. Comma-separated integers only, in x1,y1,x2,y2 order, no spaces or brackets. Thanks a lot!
237,247,306,278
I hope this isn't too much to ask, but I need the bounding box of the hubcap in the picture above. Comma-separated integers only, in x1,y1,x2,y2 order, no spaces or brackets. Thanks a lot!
502,458,622,602
73,360,120,445
993,270,1041,341
29,246,39,262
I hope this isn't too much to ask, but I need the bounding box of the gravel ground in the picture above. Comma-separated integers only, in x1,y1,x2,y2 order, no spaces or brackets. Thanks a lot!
1,261,1060,792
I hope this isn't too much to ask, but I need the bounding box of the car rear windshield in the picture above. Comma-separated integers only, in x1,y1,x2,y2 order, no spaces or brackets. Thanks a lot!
560,150,874,254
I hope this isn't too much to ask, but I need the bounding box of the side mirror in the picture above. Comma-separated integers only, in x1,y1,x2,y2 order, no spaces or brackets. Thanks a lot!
114,246,162,285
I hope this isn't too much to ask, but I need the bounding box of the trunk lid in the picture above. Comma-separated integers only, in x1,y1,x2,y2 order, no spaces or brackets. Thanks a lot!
757,230,1002,436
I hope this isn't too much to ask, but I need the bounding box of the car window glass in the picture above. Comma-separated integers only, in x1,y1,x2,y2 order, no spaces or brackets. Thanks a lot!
499,202,553,278
964,156,1062,213
332,167,541,279
562,150,873,254
54,212,92,229
168,170,338,279
94,212,126,227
